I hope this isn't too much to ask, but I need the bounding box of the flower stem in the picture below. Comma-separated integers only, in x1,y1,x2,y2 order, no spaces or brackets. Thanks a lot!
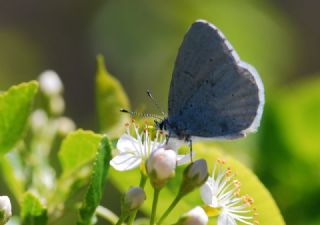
127,173,148,225
139,173,148,187
115,214,128,225
95,205,119,224
157,193,183,225
150,188,161,225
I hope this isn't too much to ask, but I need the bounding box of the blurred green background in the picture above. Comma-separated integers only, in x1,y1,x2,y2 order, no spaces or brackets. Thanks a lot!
0,0,320,224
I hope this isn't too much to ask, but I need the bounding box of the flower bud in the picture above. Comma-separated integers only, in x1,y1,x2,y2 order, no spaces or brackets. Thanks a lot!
30,109,48,132
180,159,208,195
39,70,63,96
121,187,146,217
122,187,146,214
176,206,208,225
147,146,177,189
57,117,76,135
0,196,12,225
49,95,65,115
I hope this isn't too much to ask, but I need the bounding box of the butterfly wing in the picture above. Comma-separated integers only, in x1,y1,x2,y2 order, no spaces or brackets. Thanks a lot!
168,20,264,139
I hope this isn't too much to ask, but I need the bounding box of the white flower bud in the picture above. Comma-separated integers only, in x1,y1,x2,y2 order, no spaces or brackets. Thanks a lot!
176,206,208,225
30,109,48,132
147,146,177,189
0,196,12,225
49,95,65,115
39,70,63,96
57,117,76,135
123,187,146,211
180,159,208,195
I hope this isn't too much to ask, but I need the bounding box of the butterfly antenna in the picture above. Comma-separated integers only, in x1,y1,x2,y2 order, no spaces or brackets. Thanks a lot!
120,109,162,120
146,90,166,116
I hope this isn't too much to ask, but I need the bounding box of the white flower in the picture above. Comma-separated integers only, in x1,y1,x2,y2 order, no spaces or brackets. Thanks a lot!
177,206,208,225
38,70,63,96
0,196,12,224
110,122,190,171
200,160,258,225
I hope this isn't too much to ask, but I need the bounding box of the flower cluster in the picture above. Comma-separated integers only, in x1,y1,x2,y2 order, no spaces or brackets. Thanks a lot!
110,121,258,225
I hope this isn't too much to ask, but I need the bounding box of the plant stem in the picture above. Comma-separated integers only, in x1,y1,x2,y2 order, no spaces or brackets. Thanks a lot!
139,173,148,187
115,214,128,225
96,205,119,225
150,188,161,225
157,193,183,225
127,173,148,225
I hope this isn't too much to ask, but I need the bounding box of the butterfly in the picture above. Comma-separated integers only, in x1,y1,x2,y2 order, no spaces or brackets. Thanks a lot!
155,19,265,147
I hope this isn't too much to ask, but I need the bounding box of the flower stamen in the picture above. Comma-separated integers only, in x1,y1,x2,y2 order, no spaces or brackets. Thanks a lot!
200,159,258,225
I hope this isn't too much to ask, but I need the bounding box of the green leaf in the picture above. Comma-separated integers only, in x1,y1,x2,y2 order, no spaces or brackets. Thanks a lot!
0,81,38,154
58,130,103,178
95,55,130,138
109,144,285,225
77,136,112,225
256,78,320,225
0,152,26,200
274,78,320,165
21,192,48,225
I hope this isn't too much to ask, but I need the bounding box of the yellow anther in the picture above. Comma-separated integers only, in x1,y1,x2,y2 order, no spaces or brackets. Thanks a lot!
242,194,254,207
226,167,232,176
233,179,241,188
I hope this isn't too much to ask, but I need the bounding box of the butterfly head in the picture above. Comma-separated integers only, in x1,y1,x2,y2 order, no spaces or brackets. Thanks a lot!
155,118,169,131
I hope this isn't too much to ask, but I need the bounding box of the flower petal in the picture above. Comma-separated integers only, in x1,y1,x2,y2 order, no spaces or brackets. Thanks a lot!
218,212,237,225
177,152,195,165
200,179,214,206
110,153,142,171
117,134,140,153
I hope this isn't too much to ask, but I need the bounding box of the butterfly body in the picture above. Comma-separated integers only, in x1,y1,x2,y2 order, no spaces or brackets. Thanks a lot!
158,20,264,142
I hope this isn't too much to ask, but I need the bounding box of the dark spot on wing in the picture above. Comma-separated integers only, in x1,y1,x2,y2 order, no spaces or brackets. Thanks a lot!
183,70,192,76
219,121,228,133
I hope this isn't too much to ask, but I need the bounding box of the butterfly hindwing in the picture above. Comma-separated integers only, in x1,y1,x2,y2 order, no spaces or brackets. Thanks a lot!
167,20,264,139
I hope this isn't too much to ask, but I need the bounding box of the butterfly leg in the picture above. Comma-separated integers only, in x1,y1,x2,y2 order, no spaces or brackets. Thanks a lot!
185,136,193,162
165,132,171,145
189,139,193,162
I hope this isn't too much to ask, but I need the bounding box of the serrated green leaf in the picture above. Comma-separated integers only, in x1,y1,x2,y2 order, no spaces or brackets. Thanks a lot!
58,130,102,178
110,144,285,225
0,81,38,154
77,136,112,225
21,192,48,225
95,55,130,138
